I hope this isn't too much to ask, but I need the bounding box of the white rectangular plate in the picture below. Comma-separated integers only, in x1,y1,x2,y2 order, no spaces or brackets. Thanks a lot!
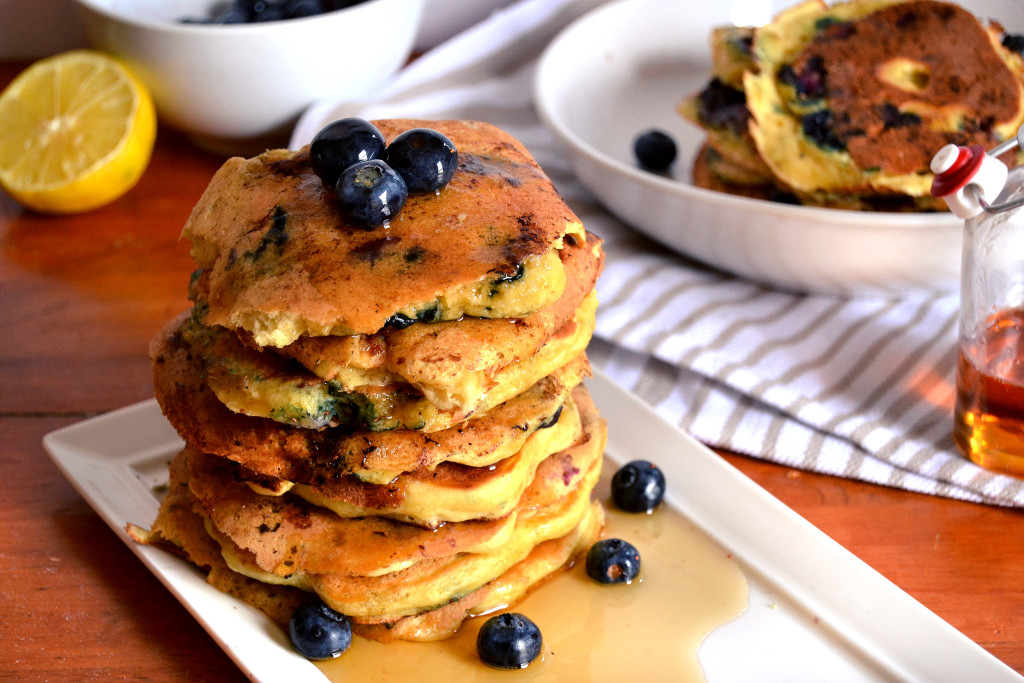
44,370,1021,682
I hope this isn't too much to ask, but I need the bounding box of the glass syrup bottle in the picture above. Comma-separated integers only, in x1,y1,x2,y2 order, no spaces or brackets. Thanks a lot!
953,163,1024,476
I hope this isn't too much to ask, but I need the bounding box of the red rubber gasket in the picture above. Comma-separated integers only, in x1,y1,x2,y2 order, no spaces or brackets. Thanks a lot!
930,144,985,198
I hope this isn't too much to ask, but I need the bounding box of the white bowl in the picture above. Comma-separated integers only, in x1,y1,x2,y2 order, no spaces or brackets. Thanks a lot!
75,0,424,155
535,0,1024,296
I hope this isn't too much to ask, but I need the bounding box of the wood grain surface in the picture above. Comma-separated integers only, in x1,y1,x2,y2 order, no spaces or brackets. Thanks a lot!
2,61,1023,681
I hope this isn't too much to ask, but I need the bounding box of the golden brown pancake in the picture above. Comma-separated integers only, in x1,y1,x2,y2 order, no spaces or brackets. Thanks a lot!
682,0,1024,209
678,80,773,182
212,439,604,621
132,117,611,649
273,386,603,527
131,415,605,624
708,25,755,89
183,387,602,578
262,229,604,414
746,0,1024,198
176,289,596,431
150,317,591,484
184,447,518,577
690,142,947,211
690,143,776,200
184,119,587,347
129,462,603,642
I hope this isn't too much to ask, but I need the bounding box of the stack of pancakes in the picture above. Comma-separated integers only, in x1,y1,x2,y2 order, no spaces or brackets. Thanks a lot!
679,0,1024,210
131,119,607,643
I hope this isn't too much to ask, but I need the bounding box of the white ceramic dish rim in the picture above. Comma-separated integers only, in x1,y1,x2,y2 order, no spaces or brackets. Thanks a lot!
42,369,1020,681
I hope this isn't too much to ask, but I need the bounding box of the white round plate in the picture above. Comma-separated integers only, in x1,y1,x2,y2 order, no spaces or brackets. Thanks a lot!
535,0,1024,296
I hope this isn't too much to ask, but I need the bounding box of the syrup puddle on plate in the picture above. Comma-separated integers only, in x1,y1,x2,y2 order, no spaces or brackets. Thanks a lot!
317,457,749,682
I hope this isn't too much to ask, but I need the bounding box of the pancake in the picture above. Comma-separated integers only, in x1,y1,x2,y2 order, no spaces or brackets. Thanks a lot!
692,143,777,194
184,119,587,347
150,317,591,484
133,116,611,651
185,447,517,577
709,25,755,89
212,435,604,621
184,388,600,577
263,229,604,414
678,77,773,181
129,466,603,642
690,143,949,211
187,291,596,431
745,0,1024,198
270,386,602,527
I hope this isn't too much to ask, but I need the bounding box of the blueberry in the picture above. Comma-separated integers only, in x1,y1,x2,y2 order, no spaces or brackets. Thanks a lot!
285,0,326,17
476,613,542,669
633,130,677,172
252,3,286,21
586,538,641,585
288,603,352,660
384,128,458,193
335,159,408,228
778,55,826,99
697,78,748,134
385,312,417,329
879,103,921,130
1004,33,1024,55
815,16,854,39
611,459,666,513
235,0,271,14
801,109,845,151
310,118,387,187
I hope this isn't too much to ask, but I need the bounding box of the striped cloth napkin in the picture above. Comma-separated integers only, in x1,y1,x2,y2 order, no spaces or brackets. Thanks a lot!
291,0,1024,507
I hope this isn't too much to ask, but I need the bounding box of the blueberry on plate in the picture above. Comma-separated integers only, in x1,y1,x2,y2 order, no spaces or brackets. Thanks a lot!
288,603,352,660
476,613,543,669
335,159,408,228
385,128,458,193
586,538,641,585
633,129,677,172
310,118,387,187
611,459,665,513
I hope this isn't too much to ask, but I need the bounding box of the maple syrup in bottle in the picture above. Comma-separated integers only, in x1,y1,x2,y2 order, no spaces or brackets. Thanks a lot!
953,165,1024,476
954,309,1024,476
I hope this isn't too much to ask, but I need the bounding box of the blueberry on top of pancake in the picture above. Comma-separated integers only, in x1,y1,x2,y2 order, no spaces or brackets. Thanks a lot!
184,119,586,347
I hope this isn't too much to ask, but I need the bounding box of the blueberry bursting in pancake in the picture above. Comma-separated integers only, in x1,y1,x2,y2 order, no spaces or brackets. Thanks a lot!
130,118,610,651
681,0,1024,210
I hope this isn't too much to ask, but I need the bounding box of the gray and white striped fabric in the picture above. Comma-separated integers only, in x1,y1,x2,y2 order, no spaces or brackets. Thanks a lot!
292,0,1024,507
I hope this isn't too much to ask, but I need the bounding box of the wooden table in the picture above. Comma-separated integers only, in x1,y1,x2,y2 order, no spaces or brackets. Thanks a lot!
3,61,1024,680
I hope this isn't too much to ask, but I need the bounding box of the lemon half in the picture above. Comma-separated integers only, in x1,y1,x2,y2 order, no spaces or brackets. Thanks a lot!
0,50,157,214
